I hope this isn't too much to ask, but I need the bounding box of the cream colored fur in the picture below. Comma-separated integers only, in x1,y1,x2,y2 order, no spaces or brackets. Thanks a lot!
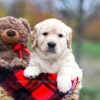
24,19,82,93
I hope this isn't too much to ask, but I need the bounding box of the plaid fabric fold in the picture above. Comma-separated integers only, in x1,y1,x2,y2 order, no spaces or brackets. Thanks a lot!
0,67,78,100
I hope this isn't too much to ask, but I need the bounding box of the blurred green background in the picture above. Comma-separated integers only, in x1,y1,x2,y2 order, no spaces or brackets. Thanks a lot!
0,0,100,99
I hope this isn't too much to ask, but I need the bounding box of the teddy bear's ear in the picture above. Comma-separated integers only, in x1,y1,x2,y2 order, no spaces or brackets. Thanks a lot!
19,18,31,33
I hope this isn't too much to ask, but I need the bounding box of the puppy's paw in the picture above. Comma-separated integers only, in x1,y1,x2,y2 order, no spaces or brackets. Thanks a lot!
57,76,72,93
24,67,40,79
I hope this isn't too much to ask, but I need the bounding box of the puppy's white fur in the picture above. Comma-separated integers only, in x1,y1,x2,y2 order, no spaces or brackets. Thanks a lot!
24,19,82,93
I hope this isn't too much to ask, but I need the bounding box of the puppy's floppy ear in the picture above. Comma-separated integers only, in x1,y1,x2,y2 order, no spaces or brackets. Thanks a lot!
67,27,72,51
29,28,37,50
29,23,42,50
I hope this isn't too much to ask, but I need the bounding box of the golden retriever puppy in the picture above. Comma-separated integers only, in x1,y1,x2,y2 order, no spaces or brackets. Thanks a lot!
24,19,82,93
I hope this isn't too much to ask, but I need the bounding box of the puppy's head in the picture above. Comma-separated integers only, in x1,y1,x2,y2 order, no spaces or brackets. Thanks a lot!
30,19,72,58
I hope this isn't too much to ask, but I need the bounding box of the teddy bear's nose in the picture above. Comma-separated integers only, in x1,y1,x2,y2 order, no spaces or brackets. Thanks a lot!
7,30,16,37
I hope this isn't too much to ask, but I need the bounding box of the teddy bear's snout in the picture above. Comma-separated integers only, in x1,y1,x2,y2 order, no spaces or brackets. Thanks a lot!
0,29,20,44
7,30,16,37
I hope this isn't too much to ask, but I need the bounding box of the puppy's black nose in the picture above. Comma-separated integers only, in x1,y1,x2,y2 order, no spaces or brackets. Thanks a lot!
7,30,16,37
48,42,56,49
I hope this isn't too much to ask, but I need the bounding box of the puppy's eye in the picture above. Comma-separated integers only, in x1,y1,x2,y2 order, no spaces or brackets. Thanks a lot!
43,32,48,36
58,34,63,38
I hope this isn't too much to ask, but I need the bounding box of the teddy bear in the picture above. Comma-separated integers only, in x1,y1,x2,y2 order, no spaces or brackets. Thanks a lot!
0,16,31,68
0,16,31,100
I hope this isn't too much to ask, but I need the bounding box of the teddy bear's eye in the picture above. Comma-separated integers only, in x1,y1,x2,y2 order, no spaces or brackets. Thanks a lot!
58,34,63,38
43,32,48,36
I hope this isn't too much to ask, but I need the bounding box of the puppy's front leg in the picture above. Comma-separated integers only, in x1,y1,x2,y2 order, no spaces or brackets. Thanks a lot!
57,67,73,93
24,65,41,79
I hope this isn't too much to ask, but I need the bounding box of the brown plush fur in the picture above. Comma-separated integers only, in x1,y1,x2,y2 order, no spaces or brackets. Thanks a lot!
0,16,31,68
0,16,31,100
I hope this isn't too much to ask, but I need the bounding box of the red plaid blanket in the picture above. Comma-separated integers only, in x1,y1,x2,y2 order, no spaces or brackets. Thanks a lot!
0,67,78,100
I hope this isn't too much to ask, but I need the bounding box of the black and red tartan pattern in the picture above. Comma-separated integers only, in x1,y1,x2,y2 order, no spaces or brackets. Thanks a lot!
0,67,79,100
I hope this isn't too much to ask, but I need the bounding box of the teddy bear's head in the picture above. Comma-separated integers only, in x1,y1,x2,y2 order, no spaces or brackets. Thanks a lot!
0,16,30,48
0,16,31,67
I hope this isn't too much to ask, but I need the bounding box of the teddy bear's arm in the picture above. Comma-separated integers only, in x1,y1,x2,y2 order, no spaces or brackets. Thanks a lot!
66,88,79,100
10,58,27,68
65,81,80,100
0,87,14,100
0,58,9,67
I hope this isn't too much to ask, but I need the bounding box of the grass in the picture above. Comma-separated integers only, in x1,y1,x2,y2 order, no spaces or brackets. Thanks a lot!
82,41,100,58
80,87,100,100
27,39,32,51
73,40,100,59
